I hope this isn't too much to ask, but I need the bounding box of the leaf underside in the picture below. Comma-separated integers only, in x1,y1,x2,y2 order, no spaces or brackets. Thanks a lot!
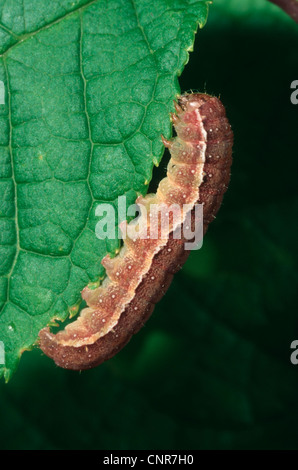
0,0,209,380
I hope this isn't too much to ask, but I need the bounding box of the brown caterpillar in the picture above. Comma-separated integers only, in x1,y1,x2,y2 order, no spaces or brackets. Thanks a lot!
39,93,233,370
269,0,298,23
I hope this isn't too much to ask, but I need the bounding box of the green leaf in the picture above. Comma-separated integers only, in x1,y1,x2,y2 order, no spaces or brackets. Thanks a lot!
0,0,297,451
0,0,209,380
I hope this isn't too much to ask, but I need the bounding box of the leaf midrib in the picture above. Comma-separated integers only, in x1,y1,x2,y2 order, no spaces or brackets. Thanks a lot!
3,57,19,305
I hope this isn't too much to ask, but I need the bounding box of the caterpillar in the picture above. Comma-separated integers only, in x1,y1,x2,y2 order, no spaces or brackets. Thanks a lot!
39,93,233,370
269,0,298,23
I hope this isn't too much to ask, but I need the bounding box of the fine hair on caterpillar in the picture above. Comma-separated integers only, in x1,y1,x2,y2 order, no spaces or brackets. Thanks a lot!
39,92,233,371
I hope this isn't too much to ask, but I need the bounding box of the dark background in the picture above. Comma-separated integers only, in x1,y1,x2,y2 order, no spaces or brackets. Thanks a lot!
0,0,297,450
